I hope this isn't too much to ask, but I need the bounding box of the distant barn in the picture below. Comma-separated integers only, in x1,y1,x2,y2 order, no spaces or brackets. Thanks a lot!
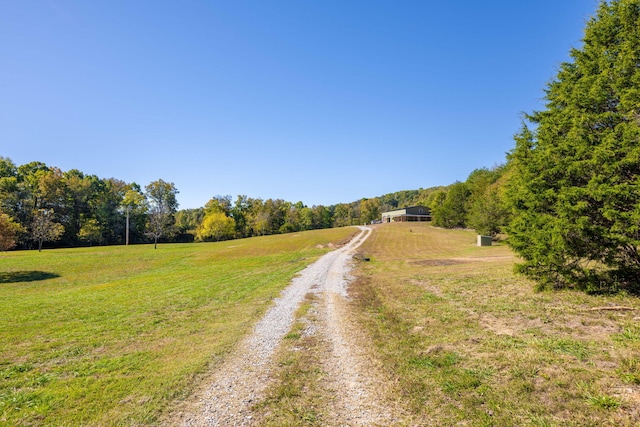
381,206,431,223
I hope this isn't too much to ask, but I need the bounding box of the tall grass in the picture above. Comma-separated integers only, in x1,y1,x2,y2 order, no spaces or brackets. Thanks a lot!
351,223,640,426
0,227,356,426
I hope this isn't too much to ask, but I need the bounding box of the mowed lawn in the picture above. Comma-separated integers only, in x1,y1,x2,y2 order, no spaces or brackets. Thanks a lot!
0,227,357,426
352,223,640,426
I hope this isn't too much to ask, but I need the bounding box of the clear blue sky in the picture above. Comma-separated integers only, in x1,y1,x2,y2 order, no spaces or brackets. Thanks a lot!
1,1,599,209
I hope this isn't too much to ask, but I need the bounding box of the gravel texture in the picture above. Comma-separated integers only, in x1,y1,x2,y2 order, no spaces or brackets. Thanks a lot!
165,226,393,426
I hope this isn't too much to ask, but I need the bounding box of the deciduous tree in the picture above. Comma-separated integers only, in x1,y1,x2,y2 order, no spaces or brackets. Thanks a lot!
145,180,179,249
78,218,103,246
196,211,235,241
31,209,64,252
0,213,23,251
432,182,470,228
360,198,380,225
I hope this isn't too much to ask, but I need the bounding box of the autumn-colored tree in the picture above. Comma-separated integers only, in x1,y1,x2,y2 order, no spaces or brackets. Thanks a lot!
0,213,23,251
196,211,235,241
78,218,103,246
31,209,64,252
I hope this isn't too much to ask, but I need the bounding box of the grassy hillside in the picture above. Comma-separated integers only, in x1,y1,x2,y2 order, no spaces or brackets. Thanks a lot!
352,223,640,426
0,227,357,426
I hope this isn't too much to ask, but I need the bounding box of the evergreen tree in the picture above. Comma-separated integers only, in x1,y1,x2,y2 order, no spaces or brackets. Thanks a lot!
507,0,640,292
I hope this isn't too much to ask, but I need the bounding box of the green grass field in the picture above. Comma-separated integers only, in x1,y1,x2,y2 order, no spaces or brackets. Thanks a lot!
351,223,640,426
0,227,357,426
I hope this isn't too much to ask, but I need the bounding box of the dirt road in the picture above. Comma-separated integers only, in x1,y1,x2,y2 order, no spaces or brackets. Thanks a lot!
164,226,398,426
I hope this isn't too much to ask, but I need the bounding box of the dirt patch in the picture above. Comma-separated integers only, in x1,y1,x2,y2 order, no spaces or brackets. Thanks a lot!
480,313,523,336
614,385,640,418
480,312,621,340
409,259,467,266
453,255,515,262
408,256,514,267
409,279,446,299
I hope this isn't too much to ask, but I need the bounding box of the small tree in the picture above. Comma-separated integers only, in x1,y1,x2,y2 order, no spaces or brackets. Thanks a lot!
145,180,179,249
0,213,23,251
31,209,64,251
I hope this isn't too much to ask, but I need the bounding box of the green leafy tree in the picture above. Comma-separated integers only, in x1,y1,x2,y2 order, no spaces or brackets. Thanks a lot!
507,0,640,292
175,208,205,237
465,166,510,237
360,198,381,224
468,184,510,237
78,218,103,246
205,195,232,216
0,176,21,225
63,169,98,243
432,182,470,228
314,205,333,229
92,178,128,245
231,195,251,238
332,203,352,227
280,202,302,233
195,196,236,241
0,157,17,178
266,199,287,234
11,163,55,243
247,198,286,236
426,189,447,214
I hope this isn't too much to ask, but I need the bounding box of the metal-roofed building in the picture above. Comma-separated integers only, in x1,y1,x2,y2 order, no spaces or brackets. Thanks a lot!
381,206,431,223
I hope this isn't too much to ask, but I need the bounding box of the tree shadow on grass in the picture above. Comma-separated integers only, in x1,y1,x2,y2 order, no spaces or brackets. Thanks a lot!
0,271,60,284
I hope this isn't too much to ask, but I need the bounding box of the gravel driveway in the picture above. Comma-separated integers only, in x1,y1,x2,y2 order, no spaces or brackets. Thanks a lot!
164,226,395,426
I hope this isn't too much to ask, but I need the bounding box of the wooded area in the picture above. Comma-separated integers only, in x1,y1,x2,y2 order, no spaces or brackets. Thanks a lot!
0,157,443,250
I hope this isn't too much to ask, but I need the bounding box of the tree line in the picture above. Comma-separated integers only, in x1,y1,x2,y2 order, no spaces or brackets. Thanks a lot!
0,159,180,251
0,157,442,250
426,165,510,237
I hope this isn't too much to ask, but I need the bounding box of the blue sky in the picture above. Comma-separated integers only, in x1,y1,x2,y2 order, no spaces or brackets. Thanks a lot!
1,1,599,209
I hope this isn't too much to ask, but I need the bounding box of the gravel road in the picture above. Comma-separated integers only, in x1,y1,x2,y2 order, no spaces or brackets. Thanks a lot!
164,226,394,426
